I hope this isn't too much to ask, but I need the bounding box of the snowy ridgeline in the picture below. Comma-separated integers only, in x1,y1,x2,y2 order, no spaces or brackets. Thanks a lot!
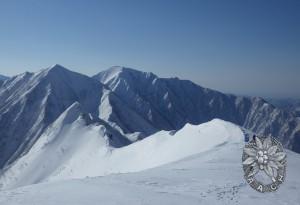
0,119,299,205
0,118,242,190
0,64,299,174
0,65,300,204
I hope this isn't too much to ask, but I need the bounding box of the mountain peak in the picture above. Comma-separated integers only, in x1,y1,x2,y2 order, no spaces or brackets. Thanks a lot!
108,66,138,73
37,64,88,82
93,66,157,84
46,64,69,73
101,66,143,78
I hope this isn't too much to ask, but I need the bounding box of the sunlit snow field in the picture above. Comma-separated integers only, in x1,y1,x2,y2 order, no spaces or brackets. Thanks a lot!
0,120,299,205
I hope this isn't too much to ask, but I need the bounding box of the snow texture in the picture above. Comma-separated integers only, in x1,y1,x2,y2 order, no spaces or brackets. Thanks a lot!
1,65,300,204
0,119,241,190
0,119,299,205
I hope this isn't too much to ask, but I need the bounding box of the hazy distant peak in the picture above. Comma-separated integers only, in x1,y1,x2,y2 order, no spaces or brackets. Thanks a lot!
0,74,9,81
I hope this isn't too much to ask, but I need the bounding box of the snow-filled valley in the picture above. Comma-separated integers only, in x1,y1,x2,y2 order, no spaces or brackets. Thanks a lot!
0,65,300,204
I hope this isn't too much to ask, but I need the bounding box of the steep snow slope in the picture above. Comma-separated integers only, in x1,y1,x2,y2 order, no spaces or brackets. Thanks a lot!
0,122,299,205
1,64,299,174
98,89,157,137
0,65,169,169
0,100,131,190
0,65,106,168
93,66,300,153
0,119,242,190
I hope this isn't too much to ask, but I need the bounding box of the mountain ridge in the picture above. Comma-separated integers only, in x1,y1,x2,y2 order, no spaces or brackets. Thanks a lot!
0,64,299,173
94,66,300,152
0,65,106,168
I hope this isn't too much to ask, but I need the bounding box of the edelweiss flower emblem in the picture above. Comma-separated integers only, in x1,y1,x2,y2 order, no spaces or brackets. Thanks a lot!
242,136,286,192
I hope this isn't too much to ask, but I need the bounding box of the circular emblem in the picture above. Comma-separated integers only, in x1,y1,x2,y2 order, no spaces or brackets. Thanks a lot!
242,135,287,192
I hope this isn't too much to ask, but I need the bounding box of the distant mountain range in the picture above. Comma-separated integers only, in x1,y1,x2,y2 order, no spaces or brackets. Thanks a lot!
93,66,300,151
268,98,300,117
0,75,8,81
0,64,299,173
0,75,9,86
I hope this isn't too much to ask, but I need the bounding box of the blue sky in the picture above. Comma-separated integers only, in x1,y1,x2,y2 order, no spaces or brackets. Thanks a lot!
0,0,299,98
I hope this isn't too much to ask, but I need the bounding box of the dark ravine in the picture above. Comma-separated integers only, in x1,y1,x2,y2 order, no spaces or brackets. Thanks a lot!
0,65,299,171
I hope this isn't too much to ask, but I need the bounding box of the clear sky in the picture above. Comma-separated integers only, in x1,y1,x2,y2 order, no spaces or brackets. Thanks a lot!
0,0,299,98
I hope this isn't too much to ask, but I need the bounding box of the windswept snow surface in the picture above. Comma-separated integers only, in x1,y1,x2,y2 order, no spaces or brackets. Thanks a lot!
0,119,242,190
0,120,299,205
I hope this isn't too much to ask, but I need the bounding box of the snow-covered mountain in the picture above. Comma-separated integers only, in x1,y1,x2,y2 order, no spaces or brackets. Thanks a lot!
0,119,242,189
93,66,300,153
0,74,9,86
1,64,300,172
268,98,300,117
0,65,109,169
0,64,300,204
0,75,8,81
0,119,299,204
0,65,164,171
